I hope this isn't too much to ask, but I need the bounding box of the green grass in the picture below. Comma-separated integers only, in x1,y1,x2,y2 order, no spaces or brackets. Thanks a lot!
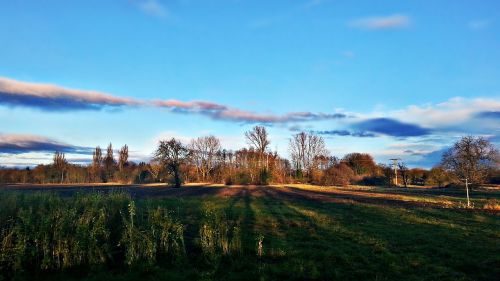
0,186,498,281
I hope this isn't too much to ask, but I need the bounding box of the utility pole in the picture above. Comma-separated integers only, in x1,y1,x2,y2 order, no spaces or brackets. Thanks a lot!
389,158,399,186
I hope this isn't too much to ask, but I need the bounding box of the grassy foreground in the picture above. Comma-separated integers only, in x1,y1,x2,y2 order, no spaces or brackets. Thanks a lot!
0,185,499,281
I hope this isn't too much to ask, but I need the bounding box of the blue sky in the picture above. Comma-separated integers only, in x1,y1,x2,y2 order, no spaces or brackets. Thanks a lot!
0,0,499,168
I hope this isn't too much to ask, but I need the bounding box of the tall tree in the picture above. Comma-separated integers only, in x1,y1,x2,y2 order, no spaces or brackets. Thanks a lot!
118,144,129,172
245,126,270,167
92,146,103,182
104,143,116,182
53,151,67,183
343,153,377,176
289,132,328,179
442,136,499,206
154,138,190,188
189,135,221,182
442,136,499,184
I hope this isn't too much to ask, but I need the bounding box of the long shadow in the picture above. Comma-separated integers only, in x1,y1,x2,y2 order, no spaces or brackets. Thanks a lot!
0,184,228,199
260,186,500,281
279,185,471,210
342,186,500,200
253,186,396,279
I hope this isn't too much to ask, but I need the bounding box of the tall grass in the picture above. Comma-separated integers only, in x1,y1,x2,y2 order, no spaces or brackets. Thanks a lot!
199,203,242,262
0,191,185,276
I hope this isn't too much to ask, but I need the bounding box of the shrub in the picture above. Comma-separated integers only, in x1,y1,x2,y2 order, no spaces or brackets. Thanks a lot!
321,163,355,186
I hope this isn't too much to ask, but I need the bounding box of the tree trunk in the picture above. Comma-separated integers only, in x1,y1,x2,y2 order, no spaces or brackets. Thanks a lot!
173,166,181,188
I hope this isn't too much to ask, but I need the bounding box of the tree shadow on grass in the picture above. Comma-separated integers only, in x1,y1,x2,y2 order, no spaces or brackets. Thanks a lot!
263,186,499,281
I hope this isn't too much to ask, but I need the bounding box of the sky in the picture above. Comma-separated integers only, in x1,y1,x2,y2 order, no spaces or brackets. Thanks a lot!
0,0,499,168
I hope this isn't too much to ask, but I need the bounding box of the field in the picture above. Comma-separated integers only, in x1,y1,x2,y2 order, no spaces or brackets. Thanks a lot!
0,183,499,281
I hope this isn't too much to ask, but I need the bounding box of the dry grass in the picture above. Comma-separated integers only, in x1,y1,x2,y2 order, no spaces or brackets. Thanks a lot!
483,199,500,210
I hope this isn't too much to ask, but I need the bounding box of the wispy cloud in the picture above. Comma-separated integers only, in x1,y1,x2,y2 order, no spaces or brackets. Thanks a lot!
349,14,410,30
326,97,500,140
0,77,347,124
135,0,169,18
0,77,142,111
353,118,431,137
476,111,500,119
0,133,91,155
154,99,348,124
314,130,376,138
390,97,500,128
468,19,491,30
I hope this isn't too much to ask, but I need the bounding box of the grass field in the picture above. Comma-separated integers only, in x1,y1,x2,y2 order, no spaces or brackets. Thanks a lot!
0,184,499,281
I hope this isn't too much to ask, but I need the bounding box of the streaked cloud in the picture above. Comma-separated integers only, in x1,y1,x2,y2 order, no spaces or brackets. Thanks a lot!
2,77,498,137
0,77,347,124
349,14,410,30
0,133,91,154
155,99,348,124
476,111,500,119
406,148,448,168
314,130,376,138
353,118,431,137
0,77,142,111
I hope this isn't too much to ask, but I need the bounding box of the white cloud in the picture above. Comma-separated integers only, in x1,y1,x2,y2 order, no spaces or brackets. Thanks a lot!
349,14,410,30
391,97,500,128
0,77,142,111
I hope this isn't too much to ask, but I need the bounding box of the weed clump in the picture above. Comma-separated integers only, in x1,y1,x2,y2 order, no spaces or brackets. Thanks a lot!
0,191,185,275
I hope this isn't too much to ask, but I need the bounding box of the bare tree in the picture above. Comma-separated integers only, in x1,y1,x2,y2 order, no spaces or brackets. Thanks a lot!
189,135,221,182
427,166,451,187
442,136,499,183
118,144,129,172
154,138,190,188
91,146,103,182
398,162,409,188
245,126,270,167
442,136,499,206
147,160,163,182
53,151,67,183
289,132,328,179
104,143,116,182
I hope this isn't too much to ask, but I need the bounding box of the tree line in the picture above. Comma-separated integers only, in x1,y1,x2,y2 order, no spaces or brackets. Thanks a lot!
1,127,498,187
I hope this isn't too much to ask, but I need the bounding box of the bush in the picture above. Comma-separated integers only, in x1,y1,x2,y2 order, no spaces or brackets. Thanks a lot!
321,163,355,186
358,176,389,186
232,172,251,185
